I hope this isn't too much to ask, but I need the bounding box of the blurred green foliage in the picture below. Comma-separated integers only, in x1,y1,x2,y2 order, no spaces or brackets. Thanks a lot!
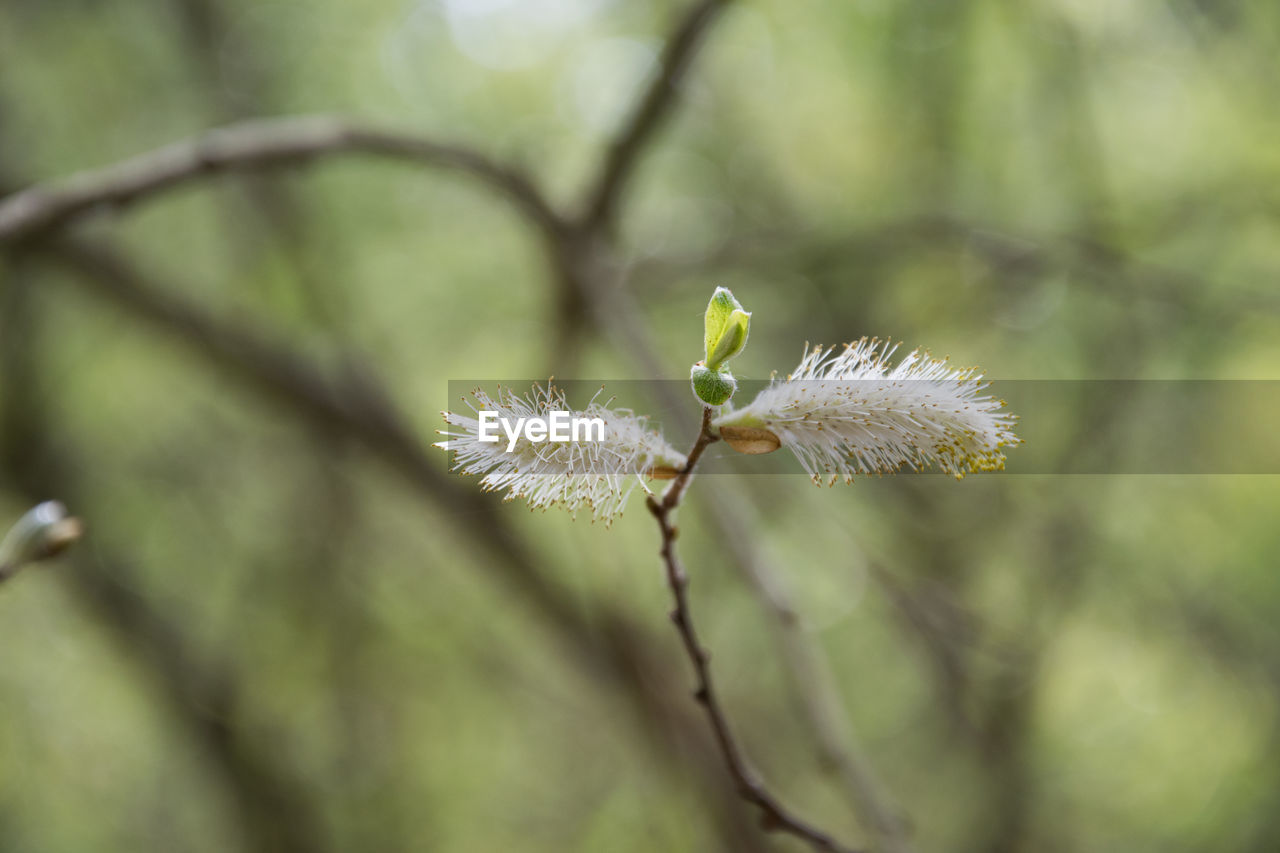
2,0,1280,851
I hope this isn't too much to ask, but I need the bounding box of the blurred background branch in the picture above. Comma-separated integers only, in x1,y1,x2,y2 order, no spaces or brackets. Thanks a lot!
0,117,564,245
1,0,1277,850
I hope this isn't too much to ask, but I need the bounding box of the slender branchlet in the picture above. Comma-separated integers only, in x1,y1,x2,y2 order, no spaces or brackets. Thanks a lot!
645,408,862,853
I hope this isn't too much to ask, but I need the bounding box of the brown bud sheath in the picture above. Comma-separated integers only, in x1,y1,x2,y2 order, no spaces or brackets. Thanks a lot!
718,425,781,455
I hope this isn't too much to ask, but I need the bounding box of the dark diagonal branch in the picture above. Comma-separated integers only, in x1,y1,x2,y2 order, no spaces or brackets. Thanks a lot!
19,236,774,852
34,235,587,635
0,116,566,244
577,0,732,232
646,408,861,853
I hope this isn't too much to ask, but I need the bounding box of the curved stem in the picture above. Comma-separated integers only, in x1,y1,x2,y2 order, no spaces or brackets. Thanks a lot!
0,116,565,244
646,407,861,853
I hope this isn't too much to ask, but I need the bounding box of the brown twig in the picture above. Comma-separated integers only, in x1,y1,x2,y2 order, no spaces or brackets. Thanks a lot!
646,408,861,853
0,116,566,244
557,1,911,841
581,277,914,850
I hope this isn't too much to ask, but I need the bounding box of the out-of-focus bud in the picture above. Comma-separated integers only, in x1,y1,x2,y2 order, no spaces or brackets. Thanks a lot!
646,465,682,480
718,425,782,455
0,501,85,582
691,363,737,406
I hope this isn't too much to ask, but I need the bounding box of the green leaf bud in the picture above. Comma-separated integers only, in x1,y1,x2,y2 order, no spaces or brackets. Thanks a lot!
703,287,751,371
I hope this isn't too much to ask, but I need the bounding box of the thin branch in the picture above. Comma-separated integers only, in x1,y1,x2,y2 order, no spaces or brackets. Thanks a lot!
646,408,861,853
628,211,1280,320
0,116,566,244
577,0,732,232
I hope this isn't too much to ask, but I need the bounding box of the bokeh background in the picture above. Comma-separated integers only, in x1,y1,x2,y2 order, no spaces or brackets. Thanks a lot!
2,0,1280,851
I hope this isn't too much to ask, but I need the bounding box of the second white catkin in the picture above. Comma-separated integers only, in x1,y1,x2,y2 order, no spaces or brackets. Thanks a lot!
715,339,1020,482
